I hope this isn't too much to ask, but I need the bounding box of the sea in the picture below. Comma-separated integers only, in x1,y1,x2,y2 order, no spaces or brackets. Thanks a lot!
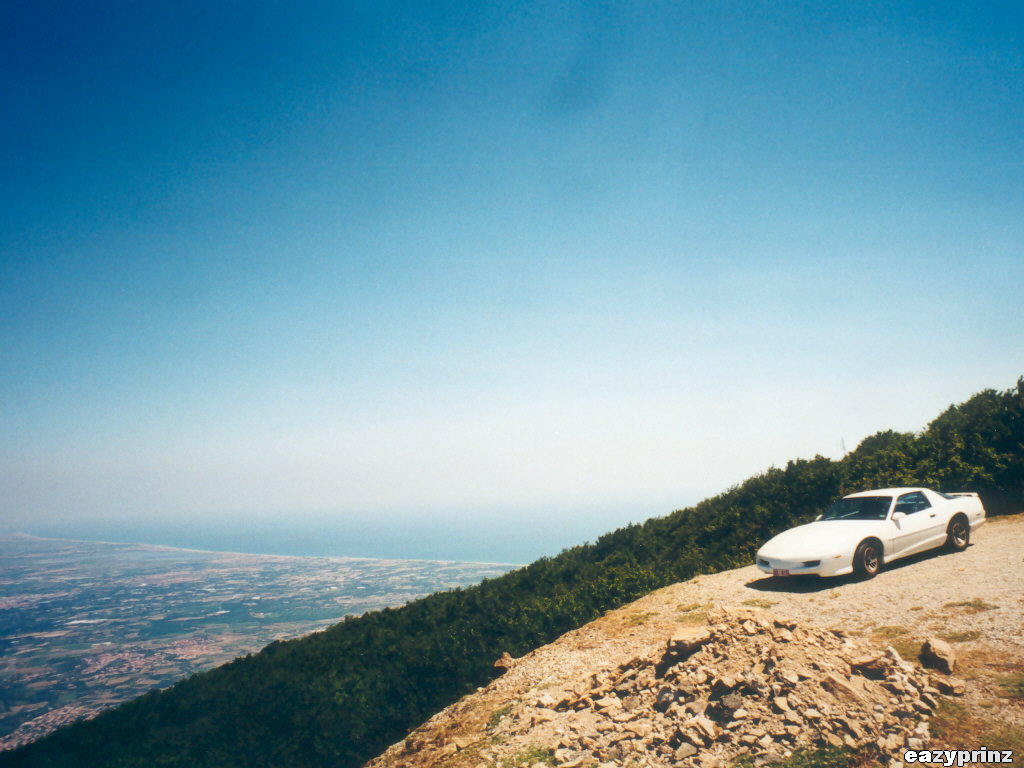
13,500,682,565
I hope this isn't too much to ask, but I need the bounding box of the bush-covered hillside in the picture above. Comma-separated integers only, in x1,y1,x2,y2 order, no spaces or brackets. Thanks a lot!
5,380,1023,768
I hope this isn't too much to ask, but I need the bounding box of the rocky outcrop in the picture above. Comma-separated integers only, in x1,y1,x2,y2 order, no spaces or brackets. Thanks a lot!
491,610,958,767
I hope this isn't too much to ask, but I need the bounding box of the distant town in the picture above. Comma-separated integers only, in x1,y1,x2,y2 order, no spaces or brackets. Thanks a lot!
0,533,515,751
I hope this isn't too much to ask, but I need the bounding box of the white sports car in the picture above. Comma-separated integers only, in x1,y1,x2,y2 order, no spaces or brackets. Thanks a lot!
756,487,986,579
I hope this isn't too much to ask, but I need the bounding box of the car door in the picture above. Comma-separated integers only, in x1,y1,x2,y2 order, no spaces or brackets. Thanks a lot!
917,490,952,550
890,491,941,557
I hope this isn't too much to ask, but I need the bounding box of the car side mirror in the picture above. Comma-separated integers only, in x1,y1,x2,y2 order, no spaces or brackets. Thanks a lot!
814,514,822,521
892,511,906,521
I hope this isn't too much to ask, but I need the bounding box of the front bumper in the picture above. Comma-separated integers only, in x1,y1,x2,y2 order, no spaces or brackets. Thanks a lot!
755,552,853,578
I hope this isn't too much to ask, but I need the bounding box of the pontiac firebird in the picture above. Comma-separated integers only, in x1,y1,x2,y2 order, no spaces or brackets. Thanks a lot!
755,487,986,579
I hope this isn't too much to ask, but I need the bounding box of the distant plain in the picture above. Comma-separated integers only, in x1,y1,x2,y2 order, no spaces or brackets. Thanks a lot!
0,534,514,750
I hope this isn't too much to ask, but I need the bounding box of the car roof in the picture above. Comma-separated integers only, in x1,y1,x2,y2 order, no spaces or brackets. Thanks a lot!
843,487,926,498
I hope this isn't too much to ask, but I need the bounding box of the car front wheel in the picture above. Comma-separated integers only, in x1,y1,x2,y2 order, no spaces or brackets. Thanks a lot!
853,540,881,579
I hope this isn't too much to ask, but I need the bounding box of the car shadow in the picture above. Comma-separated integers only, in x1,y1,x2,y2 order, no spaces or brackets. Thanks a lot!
744,543,973,593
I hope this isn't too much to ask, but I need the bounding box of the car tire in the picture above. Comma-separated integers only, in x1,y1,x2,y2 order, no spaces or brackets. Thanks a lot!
853,539,881,579
946,515,970,552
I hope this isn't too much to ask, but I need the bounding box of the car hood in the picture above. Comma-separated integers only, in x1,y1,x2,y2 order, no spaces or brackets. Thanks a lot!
758,520,884,559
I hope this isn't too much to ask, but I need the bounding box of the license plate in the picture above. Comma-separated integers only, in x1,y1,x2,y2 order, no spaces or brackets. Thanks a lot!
773,568,790,577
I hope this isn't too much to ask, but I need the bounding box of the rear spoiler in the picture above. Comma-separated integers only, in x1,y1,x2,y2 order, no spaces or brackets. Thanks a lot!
947,492,979,498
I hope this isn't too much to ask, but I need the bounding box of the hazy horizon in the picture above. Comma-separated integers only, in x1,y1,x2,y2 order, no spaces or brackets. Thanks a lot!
3,2,1022,555
4,499,680,564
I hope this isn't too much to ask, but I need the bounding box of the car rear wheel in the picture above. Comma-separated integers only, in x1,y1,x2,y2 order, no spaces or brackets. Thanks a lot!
946,515,970,552
853,540,881,579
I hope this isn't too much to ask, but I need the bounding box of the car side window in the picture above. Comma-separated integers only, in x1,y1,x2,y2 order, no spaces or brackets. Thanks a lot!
895,491,930,514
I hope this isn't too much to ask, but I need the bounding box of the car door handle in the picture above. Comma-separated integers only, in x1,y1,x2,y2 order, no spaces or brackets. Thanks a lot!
929,513,936,517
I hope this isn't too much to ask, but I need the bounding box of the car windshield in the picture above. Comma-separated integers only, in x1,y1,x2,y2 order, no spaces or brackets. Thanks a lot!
820,496,892,521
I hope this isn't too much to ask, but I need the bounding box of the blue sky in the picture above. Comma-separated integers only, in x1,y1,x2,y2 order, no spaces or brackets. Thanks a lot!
2,1,1022,556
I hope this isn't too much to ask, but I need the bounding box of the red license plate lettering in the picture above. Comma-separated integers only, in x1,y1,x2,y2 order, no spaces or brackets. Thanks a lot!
773,568,790,577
